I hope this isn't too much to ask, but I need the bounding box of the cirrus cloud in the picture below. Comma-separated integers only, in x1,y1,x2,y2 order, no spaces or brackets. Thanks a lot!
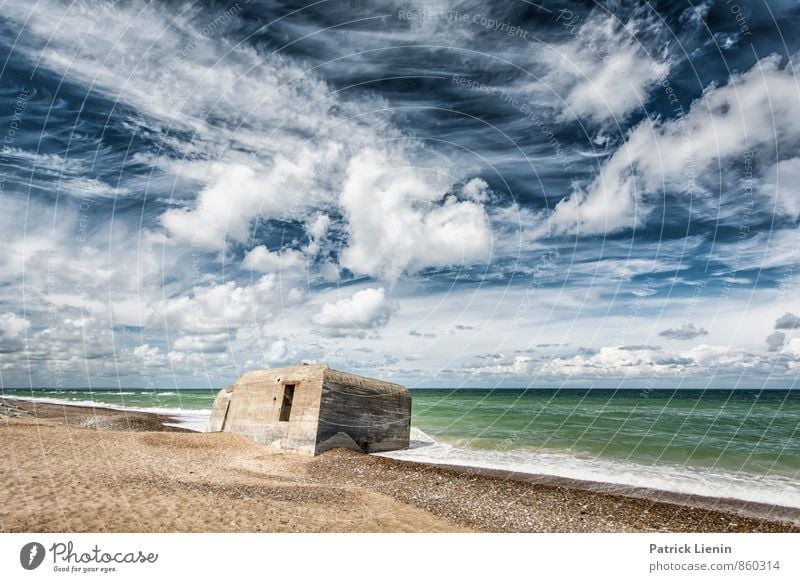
549,53,800,235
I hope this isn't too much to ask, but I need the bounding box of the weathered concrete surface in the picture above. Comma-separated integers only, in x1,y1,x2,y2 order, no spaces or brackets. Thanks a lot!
315,370,411,454
206,365,411,456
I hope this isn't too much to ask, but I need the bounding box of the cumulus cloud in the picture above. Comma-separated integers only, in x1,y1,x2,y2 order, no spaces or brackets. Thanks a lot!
264,339,291,364
338,149,492,282
0,312,31,337
682,344,751,369
461,178,491,203
766,331,786,352
550,53,800,235
313,287,397,336
156,275,288,336
539,343,762,377
540,346,663,376
306,213,332,256
775,312,800,330
133,344,169,367
0,312,31,353
161,152,333,251
242,245,305,274
658,323,709,340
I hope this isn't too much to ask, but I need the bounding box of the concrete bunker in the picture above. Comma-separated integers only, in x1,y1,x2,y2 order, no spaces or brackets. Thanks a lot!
206,364,411,455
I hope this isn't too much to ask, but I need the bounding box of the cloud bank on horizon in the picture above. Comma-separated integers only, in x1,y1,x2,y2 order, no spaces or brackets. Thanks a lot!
0,0,799,388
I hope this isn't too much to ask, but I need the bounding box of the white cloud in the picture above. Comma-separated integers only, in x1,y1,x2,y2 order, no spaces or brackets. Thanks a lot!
339,149,491,281
319,262,340,282
762,158,800,220
156,275,281,335
161,150,335,251
241,245,305,274
550,53,800,235
133,344,165,366
62,177,128,199
537,340,786,379
540,346,668,377
308,213,331,241
684,344,737,368
787,338,800,357
0,313,31,337
313,287,397,336
461,178,490,203
0,313,31,353
265,339,291,364
545,13,670,123
171,333,230,353
712,229,800,272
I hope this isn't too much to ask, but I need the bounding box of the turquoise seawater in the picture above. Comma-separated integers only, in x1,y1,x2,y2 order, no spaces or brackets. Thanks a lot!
4,387,799,507
410,389,800,479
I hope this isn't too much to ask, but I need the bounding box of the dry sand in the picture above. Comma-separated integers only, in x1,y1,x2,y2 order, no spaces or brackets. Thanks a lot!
1,399,797,533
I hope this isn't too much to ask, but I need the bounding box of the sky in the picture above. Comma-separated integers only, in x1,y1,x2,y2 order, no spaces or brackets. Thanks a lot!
0,0,799,389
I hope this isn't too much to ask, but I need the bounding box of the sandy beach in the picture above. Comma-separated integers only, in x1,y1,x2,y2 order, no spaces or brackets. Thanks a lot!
1,398,797,533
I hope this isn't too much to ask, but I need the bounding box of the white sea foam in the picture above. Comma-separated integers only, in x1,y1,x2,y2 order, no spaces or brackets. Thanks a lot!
94,391,137,395
377,427,800,511
4,395,211,432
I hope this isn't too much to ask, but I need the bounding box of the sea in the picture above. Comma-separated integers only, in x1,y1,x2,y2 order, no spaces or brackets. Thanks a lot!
3,387,798,511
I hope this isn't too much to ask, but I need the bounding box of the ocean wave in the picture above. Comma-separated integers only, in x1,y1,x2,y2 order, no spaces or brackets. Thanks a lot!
407,426,440,449
5,395,211,432
377,428,800,511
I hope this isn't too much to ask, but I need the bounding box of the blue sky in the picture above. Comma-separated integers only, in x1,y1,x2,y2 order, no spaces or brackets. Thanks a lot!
1,0,799,389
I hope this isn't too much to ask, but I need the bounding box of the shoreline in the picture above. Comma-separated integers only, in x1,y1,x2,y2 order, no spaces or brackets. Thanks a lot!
1,394,210,432
2,397,798,533
392,461,800,528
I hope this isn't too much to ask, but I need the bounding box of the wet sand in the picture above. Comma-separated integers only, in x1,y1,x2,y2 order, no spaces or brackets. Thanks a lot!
1,398,797,533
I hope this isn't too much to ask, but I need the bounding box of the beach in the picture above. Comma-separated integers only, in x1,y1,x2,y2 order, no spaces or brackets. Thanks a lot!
1,398,797,533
